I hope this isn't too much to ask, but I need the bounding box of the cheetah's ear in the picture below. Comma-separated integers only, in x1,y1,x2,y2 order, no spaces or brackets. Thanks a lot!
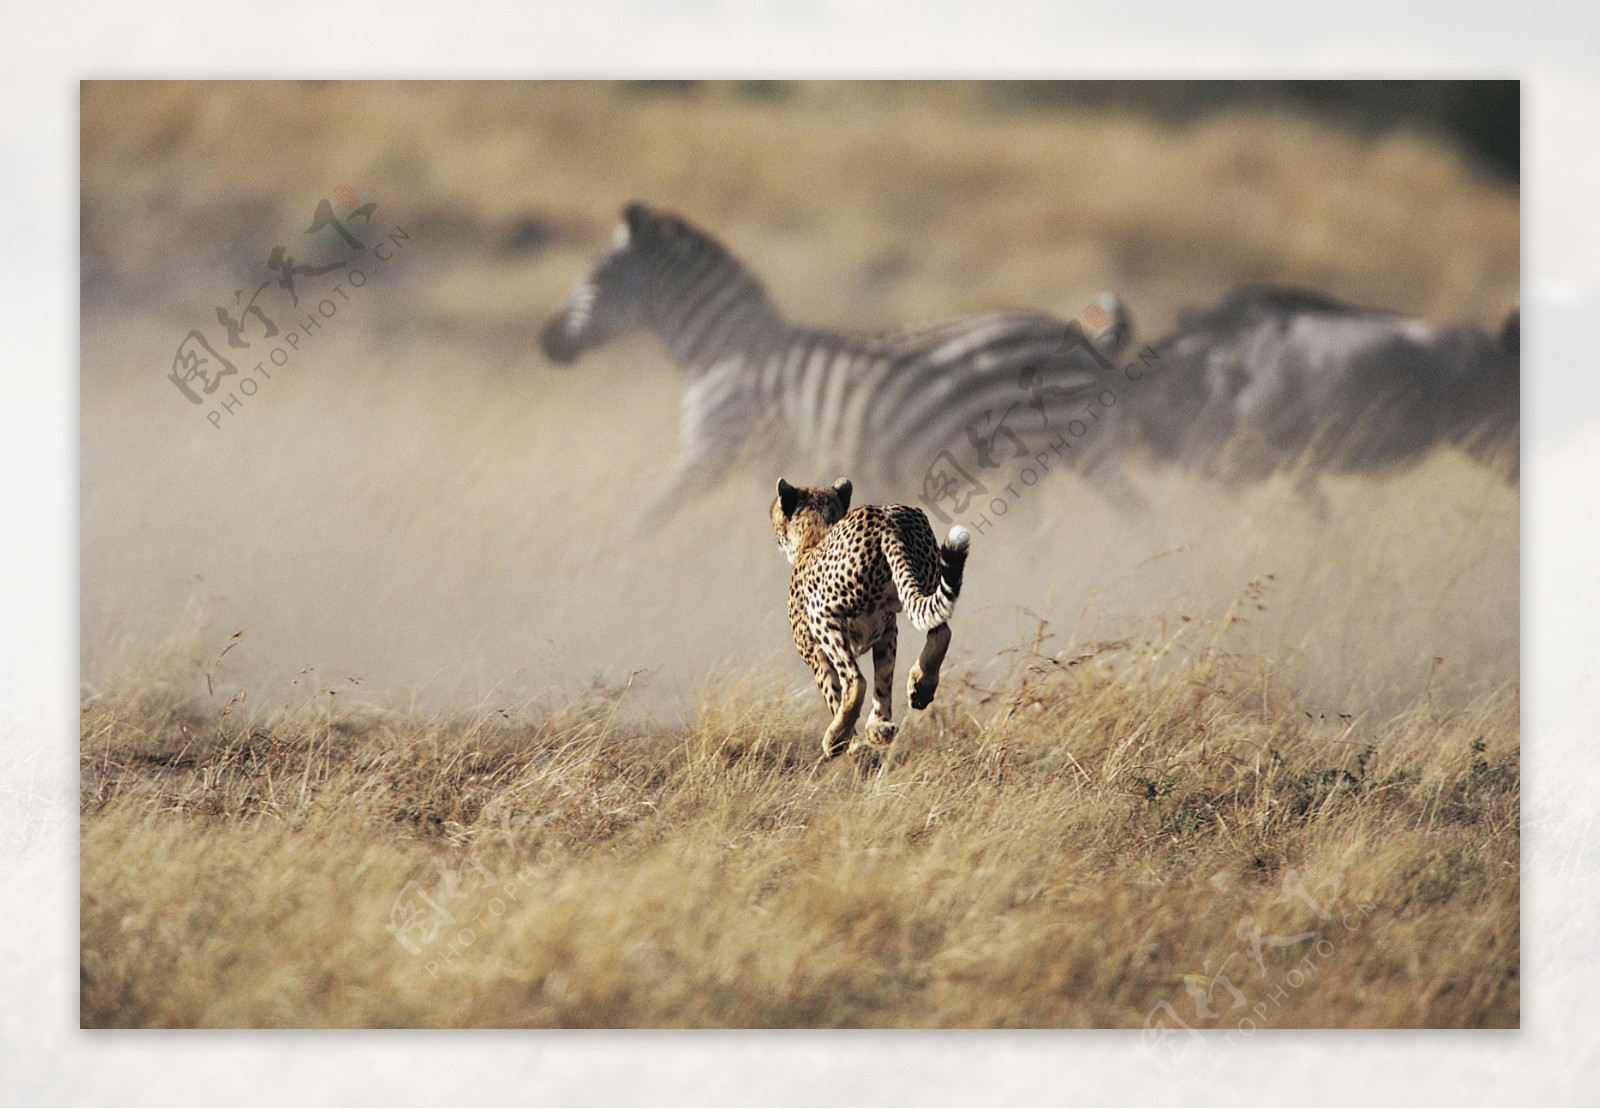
777,478,800,518
831,478,852,513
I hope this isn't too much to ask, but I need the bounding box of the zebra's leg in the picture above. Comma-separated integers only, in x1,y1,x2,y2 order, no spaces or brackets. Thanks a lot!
1080,409,1151,517
816,624,866,759
1085,456,1150,517
634,379,757,534
907,622,952,711
1292,468,1332,520
857,621,899,752
632,450,736,535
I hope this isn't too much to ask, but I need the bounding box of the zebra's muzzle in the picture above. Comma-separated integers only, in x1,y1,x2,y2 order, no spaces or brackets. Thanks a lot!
540,316,583,364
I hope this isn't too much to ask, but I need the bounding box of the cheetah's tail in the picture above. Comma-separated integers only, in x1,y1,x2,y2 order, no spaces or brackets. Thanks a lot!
901,525,971,632
939,525,970,598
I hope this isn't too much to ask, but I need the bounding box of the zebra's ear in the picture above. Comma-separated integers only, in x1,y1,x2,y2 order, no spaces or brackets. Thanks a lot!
831,478,852,513
777,478,800,518
623,201,653,240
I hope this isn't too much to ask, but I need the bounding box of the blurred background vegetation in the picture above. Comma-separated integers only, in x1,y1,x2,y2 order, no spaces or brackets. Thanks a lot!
984,79,1518,179
634,79,1520,177
81,80,1519,351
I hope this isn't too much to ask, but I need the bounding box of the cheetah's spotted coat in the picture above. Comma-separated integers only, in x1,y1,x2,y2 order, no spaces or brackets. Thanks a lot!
771,477,970,762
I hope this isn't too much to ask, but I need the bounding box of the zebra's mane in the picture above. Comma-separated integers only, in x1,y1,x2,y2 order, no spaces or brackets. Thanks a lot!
633,206,1100,370
639,209,777,308
633,205,787,367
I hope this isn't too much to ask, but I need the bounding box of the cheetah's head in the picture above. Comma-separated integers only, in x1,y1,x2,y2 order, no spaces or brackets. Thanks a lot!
772,477,852,564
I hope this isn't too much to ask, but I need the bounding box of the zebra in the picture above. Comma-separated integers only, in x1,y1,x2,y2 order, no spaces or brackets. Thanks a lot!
1129,284,1520,500
540,201,1138,530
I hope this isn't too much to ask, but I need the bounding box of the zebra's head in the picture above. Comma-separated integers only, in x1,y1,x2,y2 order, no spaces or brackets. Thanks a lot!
772,477,852,565
541,201,657,364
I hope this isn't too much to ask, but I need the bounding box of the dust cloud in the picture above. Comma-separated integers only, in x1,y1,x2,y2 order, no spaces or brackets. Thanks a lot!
82,306,1515,727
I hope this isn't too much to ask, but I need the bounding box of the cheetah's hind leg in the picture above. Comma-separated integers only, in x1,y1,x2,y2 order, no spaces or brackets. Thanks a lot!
853,623,899,754
852,718,896,777
907,623,952,711
851,719,899,760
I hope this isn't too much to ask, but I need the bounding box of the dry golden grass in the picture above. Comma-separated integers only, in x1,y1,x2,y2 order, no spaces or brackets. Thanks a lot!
80,595,1517,1028
80,81,1518,1029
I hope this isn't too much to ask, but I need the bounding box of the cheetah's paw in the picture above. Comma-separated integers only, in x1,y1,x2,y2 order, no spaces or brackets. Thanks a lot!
863,720,899,746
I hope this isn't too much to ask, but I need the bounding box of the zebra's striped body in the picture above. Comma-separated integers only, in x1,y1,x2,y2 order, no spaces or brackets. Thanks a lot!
1131,285,1520,491
541,202,1133,526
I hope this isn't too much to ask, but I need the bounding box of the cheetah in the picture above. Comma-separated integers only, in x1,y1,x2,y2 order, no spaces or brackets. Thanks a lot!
772,477,971,762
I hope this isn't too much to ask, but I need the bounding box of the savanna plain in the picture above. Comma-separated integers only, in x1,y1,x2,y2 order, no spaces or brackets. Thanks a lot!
80,82,1518,1028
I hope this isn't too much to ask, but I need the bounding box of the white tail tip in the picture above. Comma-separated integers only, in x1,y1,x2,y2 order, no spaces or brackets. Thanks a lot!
946,525,971,551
